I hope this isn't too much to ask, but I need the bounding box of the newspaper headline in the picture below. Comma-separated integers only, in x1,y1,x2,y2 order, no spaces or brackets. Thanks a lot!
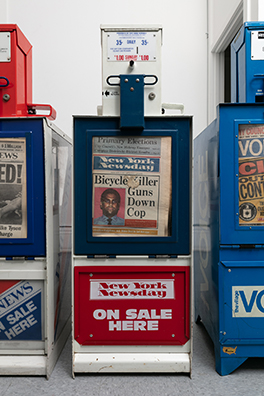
0,138,27,238
92,136,172,237
239,124,264,225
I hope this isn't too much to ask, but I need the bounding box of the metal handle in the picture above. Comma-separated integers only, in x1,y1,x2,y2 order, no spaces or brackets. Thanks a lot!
106,74,158,86
144,75,158,85
106,75,120,86
0,76,9,87
162,103,185,114
27,104,57,121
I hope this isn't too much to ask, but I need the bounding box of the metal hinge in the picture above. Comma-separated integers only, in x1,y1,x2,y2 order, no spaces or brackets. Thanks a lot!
220,245,240,249
148,255,177,259
87,255,116,259
240,244,264,249
221,244,263,249
5,256,35,260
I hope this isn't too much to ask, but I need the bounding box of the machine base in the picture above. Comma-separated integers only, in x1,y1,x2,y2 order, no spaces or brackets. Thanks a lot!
0,356,46,376
215,353,247,376
0,316,70,378
196,321,264,376
73,352,190,374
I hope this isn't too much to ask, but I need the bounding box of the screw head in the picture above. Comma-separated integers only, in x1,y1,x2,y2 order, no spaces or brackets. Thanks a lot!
3,94,10,102
149,92,156,100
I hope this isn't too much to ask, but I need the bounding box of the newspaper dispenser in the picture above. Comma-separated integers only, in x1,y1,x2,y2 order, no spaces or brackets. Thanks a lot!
0,25,72,378
194,22,264,375
231,22,264,103
73,25,192,375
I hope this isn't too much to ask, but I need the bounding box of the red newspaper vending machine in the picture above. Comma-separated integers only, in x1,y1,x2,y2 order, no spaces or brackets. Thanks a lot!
0,25,72,378
73,25,192,375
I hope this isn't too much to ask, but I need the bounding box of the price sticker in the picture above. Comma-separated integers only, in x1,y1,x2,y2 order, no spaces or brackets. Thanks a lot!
107,31,157,62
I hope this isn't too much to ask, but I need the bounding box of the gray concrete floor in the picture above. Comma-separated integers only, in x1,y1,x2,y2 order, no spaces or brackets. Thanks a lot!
0,323,264,396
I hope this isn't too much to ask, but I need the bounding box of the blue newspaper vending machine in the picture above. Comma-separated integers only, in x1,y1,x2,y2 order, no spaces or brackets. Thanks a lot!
194,22,264,376
0,118,72,378
231,22,264,103
0,25,72,378
73,25,193,375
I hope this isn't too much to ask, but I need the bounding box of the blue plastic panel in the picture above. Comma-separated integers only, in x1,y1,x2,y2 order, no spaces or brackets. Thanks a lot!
193,118,220,343
0,119,45,257
219,261,264,343
74,116,192,256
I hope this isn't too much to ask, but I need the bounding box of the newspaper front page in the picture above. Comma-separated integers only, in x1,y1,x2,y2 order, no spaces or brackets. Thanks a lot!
0,138,27,238
92,136,172,236
239,124,264,226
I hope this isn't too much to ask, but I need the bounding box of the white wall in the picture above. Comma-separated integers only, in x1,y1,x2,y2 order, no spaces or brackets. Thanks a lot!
207,0,264,124
207,0,243,124
209,0,242,50
259,0,264,18
0,0,207,138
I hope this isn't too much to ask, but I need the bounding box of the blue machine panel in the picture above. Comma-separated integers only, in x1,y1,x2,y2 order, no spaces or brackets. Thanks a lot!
219,261,264,343
74,116,192,256
0,118,45,257
119,74,145,129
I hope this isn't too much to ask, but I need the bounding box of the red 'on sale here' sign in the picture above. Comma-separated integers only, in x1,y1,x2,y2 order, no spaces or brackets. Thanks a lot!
74,266,190,346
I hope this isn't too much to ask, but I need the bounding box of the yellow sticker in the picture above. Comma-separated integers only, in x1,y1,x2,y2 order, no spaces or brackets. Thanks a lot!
223,346,237,355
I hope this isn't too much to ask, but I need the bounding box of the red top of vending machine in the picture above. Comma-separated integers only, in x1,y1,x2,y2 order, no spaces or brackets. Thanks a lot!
0,24,56,120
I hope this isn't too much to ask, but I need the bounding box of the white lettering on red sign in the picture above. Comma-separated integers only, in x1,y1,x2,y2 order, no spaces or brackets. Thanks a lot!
92,308,173,331
90,280,174,300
